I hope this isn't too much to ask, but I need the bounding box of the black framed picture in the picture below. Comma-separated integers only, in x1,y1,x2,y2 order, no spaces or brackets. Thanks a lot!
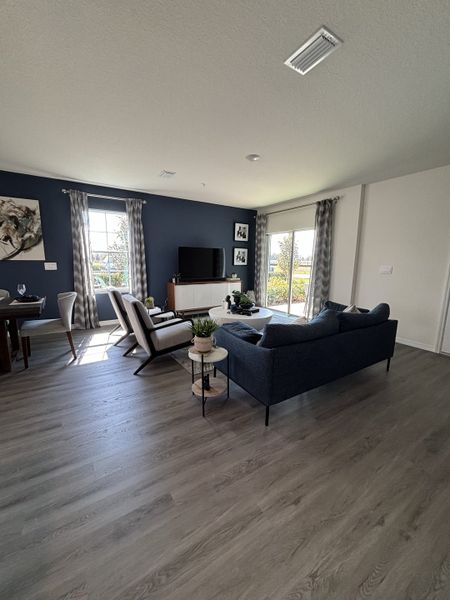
234,222,249,242
233,247,248,265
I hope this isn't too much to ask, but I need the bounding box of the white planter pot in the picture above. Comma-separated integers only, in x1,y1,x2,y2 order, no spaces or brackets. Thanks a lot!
193,335,213,353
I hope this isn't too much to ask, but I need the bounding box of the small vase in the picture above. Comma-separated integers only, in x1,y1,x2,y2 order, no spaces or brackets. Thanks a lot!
193,335,213,353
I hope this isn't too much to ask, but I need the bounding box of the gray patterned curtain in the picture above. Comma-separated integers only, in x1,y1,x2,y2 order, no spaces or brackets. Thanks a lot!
69,190,100,329
305,198,337,318
254,213,268,306
126,199,148,300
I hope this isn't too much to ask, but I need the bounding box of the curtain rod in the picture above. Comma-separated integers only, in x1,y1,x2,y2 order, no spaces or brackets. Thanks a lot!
61,188,147,204
265,196,340,216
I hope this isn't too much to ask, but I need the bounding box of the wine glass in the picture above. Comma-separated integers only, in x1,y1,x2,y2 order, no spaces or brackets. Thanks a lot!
17,283,26,297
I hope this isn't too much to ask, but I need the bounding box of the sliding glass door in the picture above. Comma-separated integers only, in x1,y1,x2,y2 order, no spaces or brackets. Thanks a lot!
266,233,291,313
266,229,314,316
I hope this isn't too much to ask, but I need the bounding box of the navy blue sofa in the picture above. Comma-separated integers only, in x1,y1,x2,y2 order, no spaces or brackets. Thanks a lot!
214,301,398,425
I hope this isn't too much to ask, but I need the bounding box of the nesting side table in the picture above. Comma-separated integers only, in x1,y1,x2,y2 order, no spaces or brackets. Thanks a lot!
188,346,229,417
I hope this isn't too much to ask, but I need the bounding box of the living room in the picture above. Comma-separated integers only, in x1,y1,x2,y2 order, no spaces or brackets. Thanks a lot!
1,2,450,599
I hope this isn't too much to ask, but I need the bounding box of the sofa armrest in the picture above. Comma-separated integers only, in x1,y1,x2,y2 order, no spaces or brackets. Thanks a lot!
214,326,274,406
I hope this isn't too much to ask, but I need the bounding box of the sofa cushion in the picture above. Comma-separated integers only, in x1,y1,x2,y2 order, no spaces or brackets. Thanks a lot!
337,303,390,332
259,309,339,348
220,322,262,344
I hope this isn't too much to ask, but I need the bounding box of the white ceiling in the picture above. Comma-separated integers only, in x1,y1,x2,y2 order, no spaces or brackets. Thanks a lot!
1,0,450,208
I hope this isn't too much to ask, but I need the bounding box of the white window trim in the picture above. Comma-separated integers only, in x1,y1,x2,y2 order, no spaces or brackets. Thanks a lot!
94,287,130,295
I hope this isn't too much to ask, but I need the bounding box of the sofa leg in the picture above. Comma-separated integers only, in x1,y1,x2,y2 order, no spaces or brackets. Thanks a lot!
386,358,391,372
265,405,270,427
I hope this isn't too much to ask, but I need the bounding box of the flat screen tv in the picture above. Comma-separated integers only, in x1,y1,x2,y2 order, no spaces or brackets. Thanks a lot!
178,246,226,281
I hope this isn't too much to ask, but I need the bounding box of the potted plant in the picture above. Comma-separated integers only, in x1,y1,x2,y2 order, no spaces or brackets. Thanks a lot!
238,293,254,309
190,318,218,353
144,296,155,309
232,290,242,306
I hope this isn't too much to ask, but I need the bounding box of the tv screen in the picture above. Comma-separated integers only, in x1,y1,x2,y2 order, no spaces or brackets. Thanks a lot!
178,247,226,281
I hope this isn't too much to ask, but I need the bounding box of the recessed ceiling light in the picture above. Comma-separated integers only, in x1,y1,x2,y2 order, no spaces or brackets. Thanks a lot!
246,154,261,161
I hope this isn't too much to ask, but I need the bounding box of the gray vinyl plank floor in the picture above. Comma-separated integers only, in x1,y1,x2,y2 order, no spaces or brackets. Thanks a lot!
0,326,449,600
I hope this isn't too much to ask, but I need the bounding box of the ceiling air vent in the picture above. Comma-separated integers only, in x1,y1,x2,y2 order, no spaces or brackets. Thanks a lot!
284,26,342,75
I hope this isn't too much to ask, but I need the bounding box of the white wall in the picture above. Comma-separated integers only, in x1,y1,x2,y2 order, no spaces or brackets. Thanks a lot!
258,164,450,352
355,165,450,351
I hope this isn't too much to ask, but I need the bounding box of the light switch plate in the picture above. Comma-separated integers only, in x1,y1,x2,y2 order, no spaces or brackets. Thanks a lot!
44,262,58,271
379,265,393,275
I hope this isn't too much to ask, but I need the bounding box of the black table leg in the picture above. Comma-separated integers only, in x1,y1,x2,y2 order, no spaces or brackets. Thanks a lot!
227,354,230,399
201,353,206,417
0,319,12,373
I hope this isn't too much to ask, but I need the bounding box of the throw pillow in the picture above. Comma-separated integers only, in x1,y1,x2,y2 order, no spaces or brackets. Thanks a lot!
293,316,307,325
220,321,262,344
343,304,360,313
323,300,368,314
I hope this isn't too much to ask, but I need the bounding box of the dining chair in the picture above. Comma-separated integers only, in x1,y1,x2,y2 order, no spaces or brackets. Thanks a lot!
122,295,192,375
0,289,10,300
20,291,77,368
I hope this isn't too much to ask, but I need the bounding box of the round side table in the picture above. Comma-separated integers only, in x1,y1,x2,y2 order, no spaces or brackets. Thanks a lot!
188,346,229,417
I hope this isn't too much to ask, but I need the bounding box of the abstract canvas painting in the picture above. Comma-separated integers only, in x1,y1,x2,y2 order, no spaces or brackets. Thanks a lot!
0,196,45,260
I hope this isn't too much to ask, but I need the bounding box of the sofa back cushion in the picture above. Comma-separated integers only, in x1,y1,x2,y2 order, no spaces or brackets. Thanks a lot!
220,321,263,344
337,303,390,332
259,309,339,348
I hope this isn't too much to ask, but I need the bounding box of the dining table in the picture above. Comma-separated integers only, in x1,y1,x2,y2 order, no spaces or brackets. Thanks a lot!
0,297,46,373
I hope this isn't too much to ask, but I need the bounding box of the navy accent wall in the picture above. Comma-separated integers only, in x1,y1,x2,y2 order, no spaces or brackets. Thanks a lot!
0,170,256,321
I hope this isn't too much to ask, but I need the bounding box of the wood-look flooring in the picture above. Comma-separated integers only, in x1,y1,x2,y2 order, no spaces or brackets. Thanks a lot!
0,326,449,600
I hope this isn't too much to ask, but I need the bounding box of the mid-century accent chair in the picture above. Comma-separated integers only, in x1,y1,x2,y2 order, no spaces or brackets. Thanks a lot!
107,288,167,348
122,295,192,375
20,291,77,368
107,288,134,346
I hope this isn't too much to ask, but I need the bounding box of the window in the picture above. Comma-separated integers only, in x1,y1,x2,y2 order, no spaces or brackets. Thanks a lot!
266,229,314,316
88,209,130,291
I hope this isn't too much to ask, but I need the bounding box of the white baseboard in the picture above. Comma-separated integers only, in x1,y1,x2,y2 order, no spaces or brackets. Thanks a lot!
396,336,435,353
100,319,119,326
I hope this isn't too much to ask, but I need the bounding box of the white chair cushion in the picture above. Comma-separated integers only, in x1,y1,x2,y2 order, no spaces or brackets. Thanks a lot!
20,319,66,337
152,310,176,323
153,318,182,329
150,321,192,351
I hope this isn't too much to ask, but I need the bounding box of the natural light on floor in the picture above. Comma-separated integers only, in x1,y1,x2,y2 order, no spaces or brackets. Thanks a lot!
73,329,122,365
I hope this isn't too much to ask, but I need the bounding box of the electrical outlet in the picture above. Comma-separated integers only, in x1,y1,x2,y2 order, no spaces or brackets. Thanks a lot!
379,265,393,275
44,262,58,271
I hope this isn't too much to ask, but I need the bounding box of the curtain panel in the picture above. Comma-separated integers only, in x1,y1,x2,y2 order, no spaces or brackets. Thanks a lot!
305,198,337,318
254,213,268,306
69,190,100,329
126,199,148,300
